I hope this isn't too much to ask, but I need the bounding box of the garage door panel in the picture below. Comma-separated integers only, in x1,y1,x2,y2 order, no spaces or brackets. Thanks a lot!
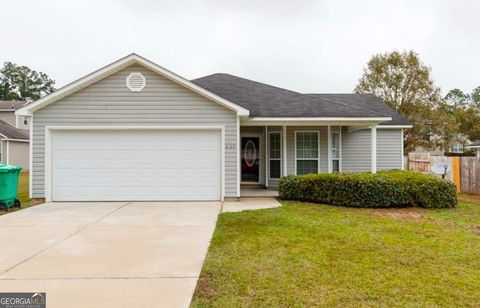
51,130,222,201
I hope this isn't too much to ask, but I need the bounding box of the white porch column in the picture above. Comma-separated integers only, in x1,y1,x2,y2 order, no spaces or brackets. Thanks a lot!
283,125,287,176
265,126,268,188
236,115,241,197
371,125,377,174
401,128,405,170
327,125,332,173
6,140,10,164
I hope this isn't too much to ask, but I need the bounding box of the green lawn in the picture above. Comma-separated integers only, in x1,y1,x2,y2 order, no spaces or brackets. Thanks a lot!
192,195,480,307
17,172,30,204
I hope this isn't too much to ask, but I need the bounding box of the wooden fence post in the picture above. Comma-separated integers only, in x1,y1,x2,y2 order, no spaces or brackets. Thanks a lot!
452,156,461,192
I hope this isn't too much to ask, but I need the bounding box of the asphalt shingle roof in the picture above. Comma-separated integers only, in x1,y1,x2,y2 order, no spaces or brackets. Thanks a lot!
468,141,480,147
0,101,26,110
0,119,29,140
192,73,410,125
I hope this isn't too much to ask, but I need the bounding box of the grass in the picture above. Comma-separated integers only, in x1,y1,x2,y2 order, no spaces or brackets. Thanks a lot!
17,171,30,204
0,172,42,216
192,195,480,307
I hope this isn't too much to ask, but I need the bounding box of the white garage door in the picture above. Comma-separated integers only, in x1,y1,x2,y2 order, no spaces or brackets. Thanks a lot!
51,129,222,201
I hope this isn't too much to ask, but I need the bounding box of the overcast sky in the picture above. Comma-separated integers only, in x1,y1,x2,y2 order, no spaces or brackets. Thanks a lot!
1,0,478,94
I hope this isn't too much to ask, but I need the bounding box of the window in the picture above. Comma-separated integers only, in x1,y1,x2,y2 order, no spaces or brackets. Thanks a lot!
269,132,281,179
296,131,319,175
23,117,28,126
331,131,341,172
452,143,464,153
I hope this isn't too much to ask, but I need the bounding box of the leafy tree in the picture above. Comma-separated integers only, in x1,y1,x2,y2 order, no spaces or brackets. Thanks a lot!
471,86,480,109
0,62,55,102
444,88,470,109
354,50,444,152
440,86,480,149
456,107,480,142
436,101,461,151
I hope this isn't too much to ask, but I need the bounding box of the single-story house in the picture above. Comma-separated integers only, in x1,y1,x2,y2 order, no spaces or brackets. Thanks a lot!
16,54,411,202
0,101,29,169
467,141,480,157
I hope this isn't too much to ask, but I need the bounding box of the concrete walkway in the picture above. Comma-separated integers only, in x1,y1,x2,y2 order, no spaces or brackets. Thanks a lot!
222,197,281,213
0,201,221,308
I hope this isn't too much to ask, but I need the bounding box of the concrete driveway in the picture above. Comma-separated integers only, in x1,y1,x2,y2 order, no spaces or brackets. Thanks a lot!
0,201,221,308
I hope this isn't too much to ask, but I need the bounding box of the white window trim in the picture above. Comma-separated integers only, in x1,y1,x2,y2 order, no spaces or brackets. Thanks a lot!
294,130,320,175
331,129,342,172
268,131,282,180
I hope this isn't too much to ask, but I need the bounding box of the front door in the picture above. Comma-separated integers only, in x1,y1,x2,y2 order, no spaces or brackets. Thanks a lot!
241,136,260,183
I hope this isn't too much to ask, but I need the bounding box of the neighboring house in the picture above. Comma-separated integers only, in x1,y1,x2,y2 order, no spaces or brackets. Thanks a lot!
467,141,480,157
414,134,470,156
0,101,29,169
0,101,30,130
16,54,410,202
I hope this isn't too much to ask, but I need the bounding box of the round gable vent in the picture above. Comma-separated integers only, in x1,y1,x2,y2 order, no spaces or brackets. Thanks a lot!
126,72,146,92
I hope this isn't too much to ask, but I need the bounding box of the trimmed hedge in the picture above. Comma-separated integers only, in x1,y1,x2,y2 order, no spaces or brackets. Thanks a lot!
279,170,457,208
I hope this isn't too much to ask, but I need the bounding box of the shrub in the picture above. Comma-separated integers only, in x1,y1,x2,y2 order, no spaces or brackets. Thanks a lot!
279,170,457,208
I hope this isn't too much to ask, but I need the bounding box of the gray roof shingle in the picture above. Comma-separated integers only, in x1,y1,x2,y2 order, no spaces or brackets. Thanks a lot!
468,141,480,147
0,119,29,140
191,73,410,125
0,101,26,110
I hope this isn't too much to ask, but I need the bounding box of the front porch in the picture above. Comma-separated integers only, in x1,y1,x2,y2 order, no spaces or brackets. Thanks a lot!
239,123,381,196
240,185,279,197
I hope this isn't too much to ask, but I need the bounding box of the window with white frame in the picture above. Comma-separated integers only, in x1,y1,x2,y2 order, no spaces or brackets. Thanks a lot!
331,131,340,172
296,131,319,175
269,132,281,179
452,143,464,153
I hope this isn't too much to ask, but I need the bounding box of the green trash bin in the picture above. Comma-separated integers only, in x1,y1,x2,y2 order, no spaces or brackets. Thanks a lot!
0,164,22,211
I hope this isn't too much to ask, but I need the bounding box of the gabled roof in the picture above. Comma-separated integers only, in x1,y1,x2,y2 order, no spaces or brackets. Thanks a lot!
0,119,29,140
0,101,26,111
192,73,409,125
16,54,249,117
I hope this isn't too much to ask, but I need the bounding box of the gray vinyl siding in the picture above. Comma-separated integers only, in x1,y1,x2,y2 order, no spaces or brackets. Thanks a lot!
31,64,238,198
342,128,372,172
286,126,328,175
377,129,403,170
6,141,29,170
0,112,17,127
